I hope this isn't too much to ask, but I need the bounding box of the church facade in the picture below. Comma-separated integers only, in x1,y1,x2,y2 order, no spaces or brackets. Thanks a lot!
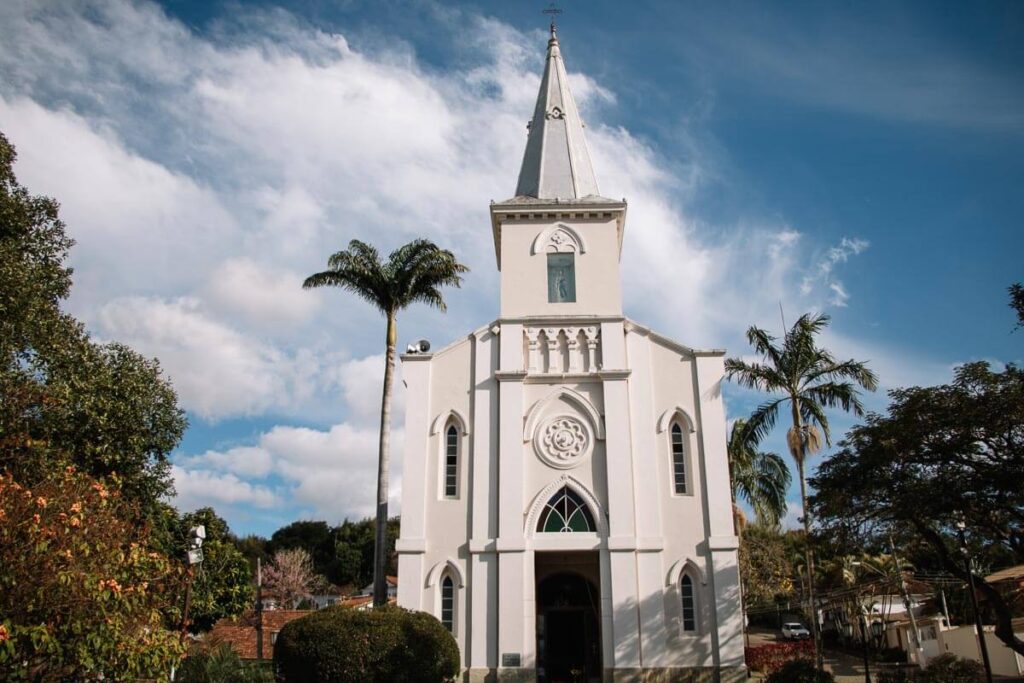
396,25,745,683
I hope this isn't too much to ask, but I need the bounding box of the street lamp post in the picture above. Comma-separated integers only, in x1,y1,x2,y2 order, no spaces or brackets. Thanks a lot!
844,619,872,683
956,520,993,683
180,525,206,637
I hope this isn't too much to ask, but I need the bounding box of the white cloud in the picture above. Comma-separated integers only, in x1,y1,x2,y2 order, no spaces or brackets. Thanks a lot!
781,501,804,531
203,257,323,329
173,420,403,523
94,296,330,420
182,446,274,479
171,465,279,511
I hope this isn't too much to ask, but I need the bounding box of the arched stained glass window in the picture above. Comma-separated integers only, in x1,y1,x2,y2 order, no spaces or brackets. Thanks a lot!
537,487,596,533
671,423,687,494
444,425,458,498
441,575,454,632
681,574,696,632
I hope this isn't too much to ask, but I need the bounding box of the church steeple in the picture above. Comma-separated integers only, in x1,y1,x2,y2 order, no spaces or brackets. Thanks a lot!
515,24,600,200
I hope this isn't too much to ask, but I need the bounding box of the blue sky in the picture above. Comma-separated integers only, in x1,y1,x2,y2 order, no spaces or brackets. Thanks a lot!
1,0,1020,537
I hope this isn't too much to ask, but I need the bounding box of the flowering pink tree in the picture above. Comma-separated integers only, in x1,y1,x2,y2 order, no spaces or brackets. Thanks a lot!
263,548,325,609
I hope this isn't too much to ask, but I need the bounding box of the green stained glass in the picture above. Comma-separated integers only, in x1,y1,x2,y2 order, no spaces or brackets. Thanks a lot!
537,487,595,533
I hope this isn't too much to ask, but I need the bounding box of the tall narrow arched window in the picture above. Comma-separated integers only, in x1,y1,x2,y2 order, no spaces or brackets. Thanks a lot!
444,424,458,498
681,574,696,632
537,487,596,533
671,423,687,494
440,575,454,633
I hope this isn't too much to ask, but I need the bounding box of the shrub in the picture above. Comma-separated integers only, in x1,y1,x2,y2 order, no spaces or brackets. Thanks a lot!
745,639,815,673
920,654,985,683
877,668,915,683
876,655,986,683
177,644,274,683
273,604,459,682
765,659,835,683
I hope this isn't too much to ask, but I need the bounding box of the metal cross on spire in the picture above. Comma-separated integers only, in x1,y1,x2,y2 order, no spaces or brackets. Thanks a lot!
542,3,562,37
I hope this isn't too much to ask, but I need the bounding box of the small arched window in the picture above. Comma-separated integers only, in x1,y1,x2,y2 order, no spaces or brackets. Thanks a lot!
681,574,696,632
537,487,595,533
440,575,455,633
671,423,687,494
444,425,458,498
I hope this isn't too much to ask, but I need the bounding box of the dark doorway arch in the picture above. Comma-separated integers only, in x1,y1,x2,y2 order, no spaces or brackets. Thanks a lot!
536,571,601,683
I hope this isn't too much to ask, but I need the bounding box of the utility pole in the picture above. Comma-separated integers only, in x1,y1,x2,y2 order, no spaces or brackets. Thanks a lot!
889,533,925,667
256,556,264,660
957,521,993,683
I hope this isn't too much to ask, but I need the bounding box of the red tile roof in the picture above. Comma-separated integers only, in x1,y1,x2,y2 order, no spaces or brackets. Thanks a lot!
205,610,311,660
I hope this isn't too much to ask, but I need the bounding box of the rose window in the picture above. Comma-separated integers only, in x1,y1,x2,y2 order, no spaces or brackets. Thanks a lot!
535,416,592,469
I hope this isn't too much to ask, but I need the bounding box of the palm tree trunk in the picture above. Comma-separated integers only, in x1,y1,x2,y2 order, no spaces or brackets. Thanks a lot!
793,401,823,671
372,312,397,607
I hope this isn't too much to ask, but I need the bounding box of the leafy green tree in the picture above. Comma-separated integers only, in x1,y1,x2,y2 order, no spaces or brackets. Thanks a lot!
728,418,791,527
739,523,795,607
332,517,400,588
0,131,186,520
176,508,253,633
0,467,185,680
304,240,467,606
269,520,335,576
726,313,878,666
232,534,270,568
811,361,1024,656
1010,282,1023,330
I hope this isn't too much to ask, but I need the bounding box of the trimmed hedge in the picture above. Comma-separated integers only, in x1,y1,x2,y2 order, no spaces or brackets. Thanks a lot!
273,605,460,683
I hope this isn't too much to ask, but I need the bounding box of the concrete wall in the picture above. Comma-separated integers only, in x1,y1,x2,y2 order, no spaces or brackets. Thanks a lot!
939,625,1024,677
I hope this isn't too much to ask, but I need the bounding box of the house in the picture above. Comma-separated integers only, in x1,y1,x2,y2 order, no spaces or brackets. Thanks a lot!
395,21,743,682
205,610,311,660
360,575,398,600
885,616,1024,676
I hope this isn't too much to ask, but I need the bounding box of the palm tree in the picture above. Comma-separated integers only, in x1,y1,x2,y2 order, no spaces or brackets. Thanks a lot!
725,312,878,668
728,418,791,529
304,239,469,607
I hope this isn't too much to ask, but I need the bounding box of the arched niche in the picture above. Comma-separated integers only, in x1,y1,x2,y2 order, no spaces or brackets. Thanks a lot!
425,558,465,589
665,557,707,587
429,409,469,436
656,406,697,434
524,387,605,442
531,223,588,255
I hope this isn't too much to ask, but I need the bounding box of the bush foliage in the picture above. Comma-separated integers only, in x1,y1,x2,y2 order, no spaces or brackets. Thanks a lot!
745,639,815,673
877,654,985,683
177,644,274,683
274,605,459,682
0,468,185,680
765,658,836,683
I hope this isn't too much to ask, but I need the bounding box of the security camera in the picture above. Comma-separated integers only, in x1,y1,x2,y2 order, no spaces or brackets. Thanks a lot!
405,339,431,354
191,525,206,540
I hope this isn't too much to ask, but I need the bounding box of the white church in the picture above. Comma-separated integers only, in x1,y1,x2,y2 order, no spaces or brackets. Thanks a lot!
395,24,745,683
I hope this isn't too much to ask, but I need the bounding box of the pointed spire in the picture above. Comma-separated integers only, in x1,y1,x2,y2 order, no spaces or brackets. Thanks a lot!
515,26,600,200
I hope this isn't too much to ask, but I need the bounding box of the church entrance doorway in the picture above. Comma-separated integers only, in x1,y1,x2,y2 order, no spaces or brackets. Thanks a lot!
535,552,602,683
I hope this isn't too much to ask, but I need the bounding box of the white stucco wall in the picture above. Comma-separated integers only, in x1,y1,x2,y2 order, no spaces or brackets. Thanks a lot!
397,205,743,680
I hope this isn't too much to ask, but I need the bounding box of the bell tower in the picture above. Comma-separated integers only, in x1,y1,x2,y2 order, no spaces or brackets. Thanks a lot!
489,24,627,319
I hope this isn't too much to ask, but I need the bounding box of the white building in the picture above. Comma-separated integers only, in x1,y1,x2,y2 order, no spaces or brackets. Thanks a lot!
396,24,744,683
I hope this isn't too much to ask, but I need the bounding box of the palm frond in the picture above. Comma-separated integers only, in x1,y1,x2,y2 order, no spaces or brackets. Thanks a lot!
745,326,784,368
724,359,786,392
802,358,878,392
744,398,787,445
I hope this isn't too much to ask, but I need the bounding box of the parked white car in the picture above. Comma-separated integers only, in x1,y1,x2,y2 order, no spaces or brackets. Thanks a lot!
781,622,811,640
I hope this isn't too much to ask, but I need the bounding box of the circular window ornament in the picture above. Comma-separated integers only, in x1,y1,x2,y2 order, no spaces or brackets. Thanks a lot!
535,415,593,469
